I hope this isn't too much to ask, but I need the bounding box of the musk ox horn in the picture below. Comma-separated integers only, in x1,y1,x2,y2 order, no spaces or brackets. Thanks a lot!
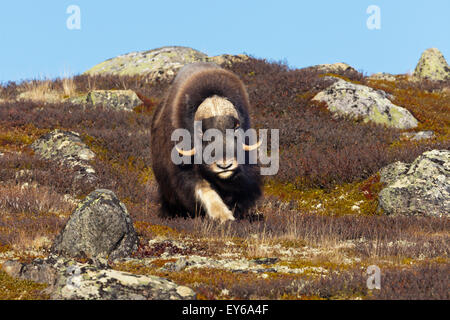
176,146,196,156
242,139,262,151
195,95,238,121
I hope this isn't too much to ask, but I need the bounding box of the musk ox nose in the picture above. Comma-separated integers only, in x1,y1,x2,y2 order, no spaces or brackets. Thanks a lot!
216,160,234,170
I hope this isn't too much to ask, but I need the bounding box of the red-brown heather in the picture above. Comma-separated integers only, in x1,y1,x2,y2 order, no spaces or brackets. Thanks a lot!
0,57,449,299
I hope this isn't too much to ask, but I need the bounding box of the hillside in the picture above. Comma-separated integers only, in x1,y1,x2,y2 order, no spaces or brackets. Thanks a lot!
0,47,448,300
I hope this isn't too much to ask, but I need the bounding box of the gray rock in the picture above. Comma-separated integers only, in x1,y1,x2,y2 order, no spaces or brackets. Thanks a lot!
53,264,196,300
1,257,196,300
413,48,450,81
85,46,207,80
378,150,450,216
312,79,418,129
52,189,139,260
401,131,435,141
2,259,58,285
84,46,249,81
163,257,188,272
380,161,410,185
69,90,143,111
31,130,96,182
252,257,279,265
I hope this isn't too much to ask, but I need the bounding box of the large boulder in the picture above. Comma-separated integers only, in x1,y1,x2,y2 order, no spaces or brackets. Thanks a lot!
69,90,143,111
413,48,450,81
312,78,418,129
52,189,139,260
1,257,196,300
84,46,249,81
85,46,207,79
378,150,449,217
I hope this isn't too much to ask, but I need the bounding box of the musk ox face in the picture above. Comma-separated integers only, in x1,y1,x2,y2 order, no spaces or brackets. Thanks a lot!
198,115,240,180
176,95,261,181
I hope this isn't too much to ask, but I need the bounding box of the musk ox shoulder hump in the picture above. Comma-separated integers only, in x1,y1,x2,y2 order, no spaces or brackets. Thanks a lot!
158,62,251,132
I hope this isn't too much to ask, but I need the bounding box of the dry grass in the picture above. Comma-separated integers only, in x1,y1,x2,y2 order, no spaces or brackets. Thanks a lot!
19,80,59,102
0,183,76,216
62,77,76,98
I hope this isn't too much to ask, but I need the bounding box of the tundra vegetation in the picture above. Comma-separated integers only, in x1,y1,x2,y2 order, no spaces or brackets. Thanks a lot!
0,57,448,300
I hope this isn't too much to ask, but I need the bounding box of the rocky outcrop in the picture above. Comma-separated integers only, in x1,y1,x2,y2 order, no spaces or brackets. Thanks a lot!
413,48,450,81
52,189,139,260
1,257,196,300
312,79,418,129
31,130,96,183
379,150,449,216
84,46,249,81
69,90,143,111
85,46,207,79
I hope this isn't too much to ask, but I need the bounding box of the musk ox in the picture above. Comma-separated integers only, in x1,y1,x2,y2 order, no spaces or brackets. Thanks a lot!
150,62,262,222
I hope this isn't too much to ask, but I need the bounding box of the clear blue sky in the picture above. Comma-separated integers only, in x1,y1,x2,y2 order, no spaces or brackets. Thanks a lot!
0,0,449,82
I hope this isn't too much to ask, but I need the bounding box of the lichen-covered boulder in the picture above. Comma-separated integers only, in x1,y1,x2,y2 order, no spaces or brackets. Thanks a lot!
312,79,418,129
84,46,249,81
52,189,139,260
84,46,208,80
378,150,450,217
379,161,411,186
69,90,143,111
2,257,196,300
31,130,96,181
413,48,450,81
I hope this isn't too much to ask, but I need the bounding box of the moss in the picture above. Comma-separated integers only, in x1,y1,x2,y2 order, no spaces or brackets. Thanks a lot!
150,258,177,268
0,124,49,152
0,244,11,253
134,221,181,238
0,269,49,300
296,91,317,102
112,261,154,276
278,239,308,249
264,175,383,216
319,73,362,84
276,259,349,276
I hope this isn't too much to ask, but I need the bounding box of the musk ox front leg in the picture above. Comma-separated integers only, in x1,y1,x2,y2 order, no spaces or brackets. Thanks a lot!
195,180,235,223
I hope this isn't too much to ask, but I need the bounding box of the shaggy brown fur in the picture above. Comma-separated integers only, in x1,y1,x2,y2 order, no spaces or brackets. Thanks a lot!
150,62,262,221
